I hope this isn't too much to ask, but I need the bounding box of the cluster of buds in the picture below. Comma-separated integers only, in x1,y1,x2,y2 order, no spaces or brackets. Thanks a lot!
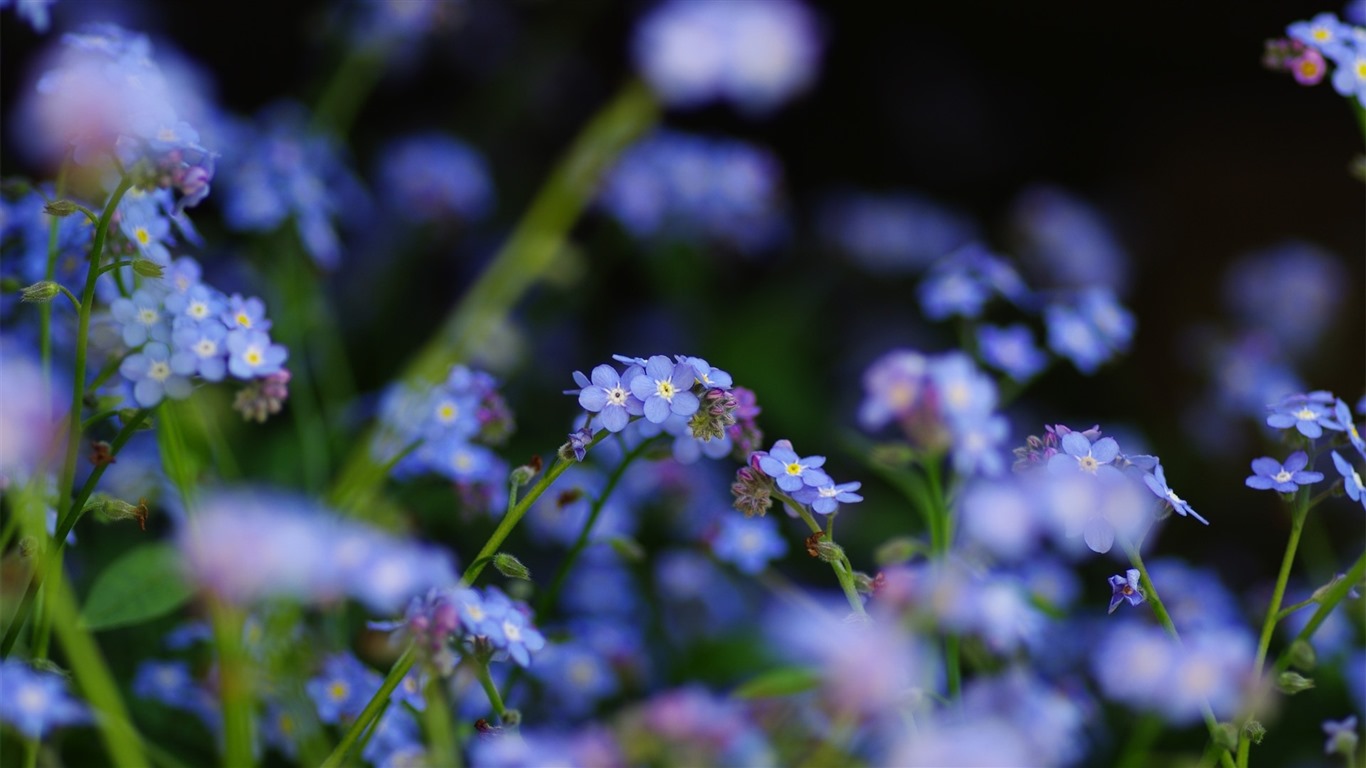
725,386,763,459
232,369,292,423
1011,423,1101,472
730,453,775,517
688,387,738,442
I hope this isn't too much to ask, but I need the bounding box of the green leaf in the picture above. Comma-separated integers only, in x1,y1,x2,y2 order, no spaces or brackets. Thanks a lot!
80,543,193,632
731,666,821,700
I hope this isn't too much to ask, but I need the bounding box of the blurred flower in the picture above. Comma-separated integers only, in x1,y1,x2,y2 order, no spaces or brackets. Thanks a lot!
599,131,786,253
818,190,978,274
0,343,66,484
1222,241,1347,354
711,513,786,574
0,0,55,32
1245,451,1324,493
633,0,822,114
917,243,1028,321
529,639,619,718
1043,288,1134,375
977,323,1048,382
0,660,89,739
176,488,457,612
376,132,493,224
1323,716,1359,757
307,652,381,725
1010,184,1129,294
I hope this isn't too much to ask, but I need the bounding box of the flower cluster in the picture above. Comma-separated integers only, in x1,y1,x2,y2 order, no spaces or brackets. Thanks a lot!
105,257,289,410
1248,390,1365,507
376,364,514,514
599,131,786,254
376,132,494,225
633,0,822,114
25,24,216,209
1267,12,1366,104
176,489,457,613
396,585,546,672
731,438,863,518
568,354,756,465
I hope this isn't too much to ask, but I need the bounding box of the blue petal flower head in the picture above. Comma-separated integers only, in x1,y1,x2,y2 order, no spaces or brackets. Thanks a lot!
1266,391,1343,439
1324,716,1360,757
629,355,700,424
1011,184,1129,293
307,653,381,725
1107,569,1145,614
712,514,787,574
1044,301,1109,374
794,480,863,515
1142,463,1209,525
452,587,505,639
132,661,215,725
0,660,90,739
1,0,55,32
1246,451,1324,493
918,256,992,321
758,439,831,492
110,288,171,347
1288,12,1354,57
1222,242,1347,350
226,329,288,379
529,640,620,717
1332,451,1366,510
120,341,193,407
977,323,1047,382
677,355,733,389
221,293,272,333
170,321,228,381
947,412,1009,477
577,363,645,432
1047,431,1122,479
1335,398,1366,460
857,349,928,431
164,284,225,326
493,607,546,668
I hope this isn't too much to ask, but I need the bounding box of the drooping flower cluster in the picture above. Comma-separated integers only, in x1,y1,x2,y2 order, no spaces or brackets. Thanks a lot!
376,364,514,514
396,585,547,672
24,24,216,209
599,131,787,254
102,257,289,411
567,354,755,465
1266,12,1366,104
176,489,457,613
632,0,823,114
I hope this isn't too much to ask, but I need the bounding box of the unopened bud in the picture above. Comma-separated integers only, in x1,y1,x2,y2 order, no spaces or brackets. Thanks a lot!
492,553,531,581
608,535,645,563
509,460,540,488
132,258,165,278
1213,723,1240,751
1243,720,1266,745
1276,671,1314,694
814,540,844,563
43,199,78,217
853,571,877,594
1287,639,1317,671
84,495,149,530
20,281,60,303
501,709,521,727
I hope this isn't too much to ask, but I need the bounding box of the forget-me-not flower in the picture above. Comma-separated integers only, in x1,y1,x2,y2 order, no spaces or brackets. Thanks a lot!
1246,450,1324,493
629,355,700,424
758,439,831,492
1108,569,1145,614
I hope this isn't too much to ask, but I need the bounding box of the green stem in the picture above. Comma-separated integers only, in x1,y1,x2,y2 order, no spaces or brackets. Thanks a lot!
460,433,608,587
1272,548,1366,676
1236,490,1309,768
534,437,656,616
320,645,415,768
210,600,256,768
421,673,459,767
475,658,508,722
328,80,659,520
39,159,69,387
1125,541,1237,768
776,491,867,618
1115,713,1164,768
311,45,385,138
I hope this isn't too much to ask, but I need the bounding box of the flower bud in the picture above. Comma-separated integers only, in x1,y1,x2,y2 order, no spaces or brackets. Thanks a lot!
853,571,876,593
42,199,78,217
20,281,60,303
492,553,531,581
1243,720,1266,745
132,258,165,279
509,457,541,488
1287,639,1317,671
1276,671,1314,694
501,709,522,727
608,535,646,563
814,539,844,563
83,494,149,530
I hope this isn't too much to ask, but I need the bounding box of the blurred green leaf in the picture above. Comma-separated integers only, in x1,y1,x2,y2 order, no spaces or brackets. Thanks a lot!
80,543,193,632
731,666,821,700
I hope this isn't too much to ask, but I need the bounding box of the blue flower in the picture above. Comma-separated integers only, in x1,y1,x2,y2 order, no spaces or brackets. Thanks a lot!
577,363,645,432
307,653,381,725
677,355,733,389
170,321,228,382
0,660,89,739
629,355,700,424
1266,391,1343,439
1044,289,1133,374
120,341,193,407
857,349,928,431
1245,451,1324,493
712,514,787,573
1289,13,1354,57
226,329,288,379
977,323,1048,382
1332,451,1365,510
361,705,423,767
757,439,831,492
110,288,171,347
1011,184,1129,293
1141,463,1208,524
1047,431,1122,479
1323,715,1359,757
221,294,272,333
794,480,863,515
529,640,620,718
818,190,978,274
1335,398,1366,460
377,132,494,223
1108,569,1145,614
492,608,547,668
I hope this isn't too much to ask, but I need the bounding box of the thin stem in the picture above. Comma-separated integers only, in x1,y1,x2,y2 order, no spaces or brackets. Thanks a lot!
320,645,415,768
775,491,867,618
1272,548,1366,676
210,600,256,768
421,673,459,768
39,159,69,386
475,658,508,722
460,433,609,587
